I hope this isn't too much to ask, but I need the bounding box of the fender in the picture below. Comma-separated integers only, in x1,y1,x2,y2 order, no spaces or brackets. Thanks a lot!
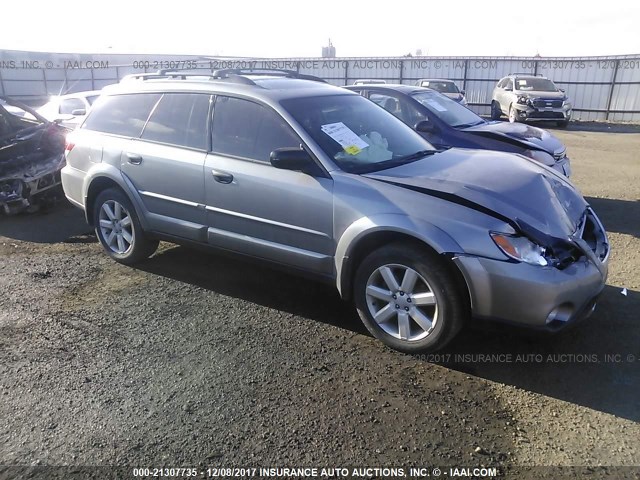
82,163,151,230
335,214,463,297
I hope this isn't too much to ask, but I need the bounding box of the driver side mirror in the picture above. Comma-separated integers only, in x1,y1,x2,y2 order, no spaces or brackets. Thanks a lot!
270,148,321,176
415,120,437,134
559,88,565,93
460,90,466,96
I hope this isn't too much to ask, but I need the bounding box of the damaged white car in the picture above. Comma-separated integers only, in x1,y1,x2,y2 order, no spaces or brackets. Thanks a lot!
0,96,68,214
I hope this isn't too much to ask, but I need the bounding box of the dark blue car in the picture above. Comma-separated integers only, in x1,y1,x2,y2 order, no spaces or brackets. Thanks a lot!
345,84,571,177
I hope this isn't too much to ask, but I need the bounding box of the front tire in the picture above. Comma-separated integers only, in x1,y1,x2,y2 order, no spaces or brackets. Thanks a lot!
490,101,502,120
93,188,158,265
508,105,518,123
556,119,569,128
354,243,469,353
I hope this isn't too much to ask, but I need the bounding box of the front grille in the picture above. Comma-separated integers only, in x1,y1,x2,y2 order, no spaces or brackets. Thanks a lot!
528,111,564,119
533,98,563,108
577,209,609,262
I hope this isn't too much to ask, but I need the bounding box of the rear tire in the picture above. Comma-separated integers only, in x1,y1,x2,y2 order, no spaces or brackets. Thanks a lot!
93,188,158,265
490,101,502,120
354,242,469,353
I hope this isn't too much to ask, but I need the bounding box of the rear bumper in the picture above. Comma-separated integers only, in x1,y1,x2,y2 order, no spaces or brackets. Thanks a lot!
453,253,608,331
61,164,86,210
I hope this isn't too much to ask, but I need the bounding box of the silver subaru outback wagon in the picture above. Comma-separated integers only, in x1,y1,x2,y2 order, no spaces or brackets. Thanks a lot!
61,69,609,353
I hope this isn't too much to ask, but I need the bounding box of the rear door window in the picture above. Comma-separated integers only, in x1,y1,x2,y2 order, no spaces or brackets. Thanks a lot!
141,93,211,150
369,92,424,127
211,96,301,162
83,93,161,137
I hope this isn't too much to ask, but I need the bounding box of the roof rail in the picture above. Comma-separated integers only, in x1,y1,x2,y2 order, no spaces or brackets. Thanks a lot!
120,70,217,82
212,68,327,83
119,69,259,86
508,72,545,77
119,68,327,86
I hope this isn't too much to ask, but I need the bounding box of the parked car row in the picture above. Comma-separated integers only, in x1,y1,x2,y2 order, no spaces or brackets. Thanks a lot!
60,69,608,354
354,73,572,128
345,84,571,177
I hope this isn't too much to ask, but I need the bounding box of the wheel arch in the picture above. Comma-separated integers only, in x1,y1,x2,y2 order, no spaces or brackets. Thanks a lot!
84,167,148,229
335,215,468,301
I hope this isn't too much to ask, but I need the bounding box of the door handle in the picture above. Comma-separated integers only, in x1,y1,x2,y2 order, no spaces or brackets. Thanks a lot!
211,169,234,184
126,152,143,165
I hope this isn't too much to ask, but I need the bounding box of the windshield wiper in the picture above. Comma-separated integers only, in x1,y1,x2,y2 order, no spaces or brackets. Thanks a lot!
393,150,437,163
352,150,437,174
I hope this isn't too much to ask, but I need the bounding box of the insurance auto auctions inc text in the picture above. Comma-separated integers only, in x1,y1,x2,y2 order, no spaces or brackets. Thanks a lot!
194,466,498,478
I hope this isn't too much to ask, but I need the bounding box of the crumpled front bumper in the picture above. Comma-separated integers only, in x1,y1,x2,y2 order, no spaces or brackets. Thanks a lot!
0,155,65,214
513,103,572,121
551,156,572,177
453,208,609,330
454,254,607,330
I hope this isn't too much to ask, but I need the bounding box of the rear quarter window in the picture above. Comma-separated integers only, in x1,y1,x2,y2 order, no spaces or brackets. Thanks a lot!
82,93,161,137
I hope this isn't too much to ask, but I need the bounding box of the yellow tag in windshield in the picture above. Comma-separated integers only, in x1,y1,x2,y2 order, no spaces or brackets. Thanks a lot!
344,145,362,155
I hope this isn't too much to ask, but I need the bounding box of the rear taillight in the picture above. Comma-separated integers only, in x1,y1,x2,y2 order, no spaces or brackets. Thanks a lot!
65,141,75,152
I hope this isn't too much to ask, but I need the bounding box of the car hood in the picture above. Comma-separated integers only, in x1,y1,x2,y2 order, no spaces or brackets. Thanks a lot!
440,92,464,102
0,95,50,125
516,89,565,99
461,121,564,154
364,148,586,246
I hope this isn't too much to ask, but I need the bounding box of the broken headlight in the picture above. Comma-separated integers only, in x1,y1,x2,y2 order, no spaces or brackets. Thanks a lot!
522,149,556,166
490,232,550,266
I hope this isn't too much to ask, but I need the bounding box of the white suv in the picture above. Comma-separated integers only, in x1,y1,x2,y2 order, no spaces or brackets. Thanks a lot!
490,74,572,127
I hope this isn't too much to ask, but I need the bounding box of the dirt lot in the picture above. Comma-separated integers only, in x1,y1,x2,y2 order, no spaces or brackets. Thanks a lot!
1,124,639,479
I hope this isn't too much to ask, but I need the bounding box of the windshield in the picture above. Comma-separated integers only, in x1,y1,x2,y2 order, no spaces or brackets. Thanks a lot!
410,91,484,128
421,81,459,94
515,78,558,92
281,94,435,174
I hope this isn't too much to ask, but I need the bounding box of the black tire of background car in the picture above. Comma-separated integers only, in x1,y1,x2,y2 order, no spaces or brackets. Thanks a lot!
490,101,502,120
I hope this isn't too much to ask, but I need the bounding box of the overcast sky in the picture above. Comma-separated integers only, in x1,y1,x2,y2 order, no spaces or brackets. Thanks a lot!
2,0,638,57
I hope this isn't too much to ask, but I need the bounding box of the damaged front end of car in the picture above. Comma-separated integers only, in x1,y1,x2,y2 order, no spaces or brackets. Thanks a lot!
0,96,69,214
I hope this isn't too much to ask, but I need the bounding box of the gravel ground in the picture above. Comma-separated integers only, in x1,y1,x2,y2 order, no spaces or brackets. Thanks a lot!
0,125,638,480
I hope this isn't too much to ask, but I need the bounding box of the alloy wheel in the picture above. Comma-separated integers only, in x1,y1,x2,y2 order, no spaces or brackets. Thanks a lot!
365,263,439,342
98,200,134,254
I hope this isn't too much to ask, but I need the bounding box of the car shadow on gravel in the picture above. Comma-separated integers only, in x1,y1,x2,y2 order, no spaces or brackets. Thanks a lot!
437,285,640,422
586,196,640,238
0,201,94,243
137,244,367,335
561,121,640,134
139,245,639,421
